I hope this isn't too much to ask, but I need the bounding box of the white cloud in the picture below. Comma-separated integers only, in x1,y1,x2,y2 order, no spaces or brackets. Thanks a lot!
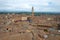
0,0,60,12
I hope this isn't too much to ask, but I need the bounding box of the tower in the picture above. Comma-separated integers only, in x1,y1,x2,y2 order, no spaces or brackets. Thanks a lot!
32,7,34,16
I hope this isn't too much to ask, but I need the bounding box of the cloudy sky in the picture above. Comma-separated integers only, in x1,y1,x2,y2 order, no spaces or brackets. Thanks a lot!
0,0,60,12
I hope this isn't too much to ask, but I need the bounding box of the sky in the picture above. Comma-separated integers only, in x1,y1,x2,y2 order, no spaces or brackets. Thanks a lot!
0,0,60,12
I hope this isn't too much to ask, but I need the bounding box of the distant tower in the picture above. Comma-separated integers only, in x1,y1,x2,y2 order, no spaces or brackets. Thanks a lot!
32,7,34,16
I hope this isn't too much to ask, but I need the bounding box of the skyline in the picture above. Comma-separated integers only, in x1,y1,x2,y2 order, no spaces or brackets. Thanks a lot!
0,0,60,12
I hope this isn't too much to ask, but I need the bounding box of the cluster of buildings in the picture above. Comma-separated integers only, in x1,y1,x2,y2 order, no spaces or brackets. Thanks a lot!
0,7,60,40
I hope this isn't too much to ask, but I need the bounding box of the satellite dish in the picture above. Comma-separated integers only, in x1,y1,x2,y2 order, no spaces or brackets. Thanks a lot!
43,35,48,39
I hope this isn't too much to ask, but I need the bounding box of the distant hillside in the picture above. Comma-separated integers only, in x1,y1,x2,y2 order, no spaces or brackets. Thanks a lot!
0,12,60,16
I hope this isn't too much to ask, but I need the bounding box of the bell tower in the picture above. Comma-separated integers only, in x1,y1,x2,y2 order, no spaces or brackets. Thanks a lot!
32,7,34,16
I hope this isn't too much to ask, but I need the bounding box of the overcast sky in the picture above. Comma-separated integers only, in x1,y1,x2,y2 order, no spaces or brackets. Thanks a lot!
0,0,60,12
